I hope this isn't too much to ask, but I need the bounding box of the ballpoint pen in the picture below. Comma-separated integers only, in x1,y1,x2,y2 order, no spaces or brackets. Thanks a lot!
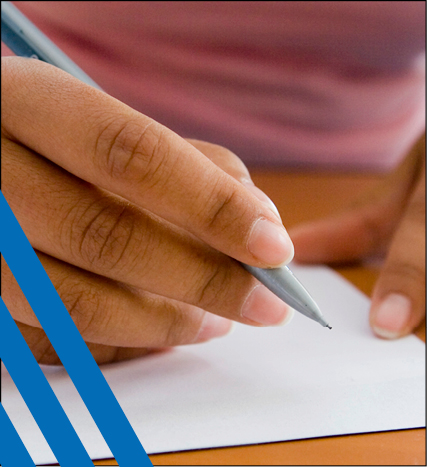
1,1,331,329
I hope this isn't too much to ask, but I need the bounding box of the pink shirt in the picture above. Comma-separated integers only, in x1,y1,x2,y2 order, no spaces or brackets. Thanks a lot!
4,1,426,170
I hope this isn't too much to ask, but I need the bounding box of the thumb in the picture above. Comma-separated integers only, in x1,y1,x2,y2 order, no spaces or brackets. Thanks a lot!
369,165,426,339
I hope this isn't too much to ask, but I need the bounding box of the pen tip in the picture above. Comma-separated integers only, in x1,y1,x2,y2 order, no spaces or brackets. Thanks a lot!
326,325,332,330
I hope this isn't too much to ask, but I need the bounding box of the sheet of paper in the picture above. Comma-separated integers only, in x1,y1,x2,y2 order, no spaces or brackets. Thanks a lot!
2,265,425,465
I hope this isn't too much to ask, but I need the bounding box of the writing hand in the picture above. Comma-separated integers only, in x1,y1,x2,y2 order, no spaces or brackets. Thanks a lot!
2,57,294,364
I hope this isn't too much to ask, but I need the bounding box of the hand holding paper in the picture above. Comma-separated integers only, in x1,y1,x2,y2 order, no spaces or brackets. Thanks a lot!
291,135,426,339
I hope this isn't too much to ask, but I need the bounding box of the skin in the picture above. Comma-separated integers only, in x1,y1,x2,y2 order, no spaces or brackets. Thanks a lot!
2,57,425,364
2,57,295,364
290,134,425,339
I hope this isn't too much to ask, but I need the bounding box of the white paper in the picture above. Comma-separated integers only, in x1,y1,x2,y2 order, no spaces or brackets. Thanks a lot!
2,265,425,465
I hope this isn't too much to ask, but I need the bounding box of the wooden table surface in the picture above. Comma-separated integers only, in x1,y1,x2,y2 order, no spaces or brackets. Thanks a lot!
95,170,425,466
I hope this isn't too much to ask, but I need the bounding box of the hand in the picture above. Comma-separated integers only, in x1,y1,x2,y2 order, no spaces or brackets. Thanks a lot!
290,134,426,339
2,57,295,364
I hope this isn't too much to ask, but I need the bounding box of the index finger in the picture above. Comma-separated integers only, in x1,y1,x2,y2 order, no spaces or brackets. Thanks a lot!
2,57,293,267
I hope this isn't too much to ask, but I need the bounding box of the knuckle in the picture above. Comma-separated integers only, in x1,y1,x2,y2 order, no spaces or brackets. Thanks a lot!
16,321,61,365
163,305,190,346
135,125,173,192
192,262,233,310
203,188,240,233
73,202,137,272
92,115,171,189
93,116,146,180
57,281,109,339
160,302,205,346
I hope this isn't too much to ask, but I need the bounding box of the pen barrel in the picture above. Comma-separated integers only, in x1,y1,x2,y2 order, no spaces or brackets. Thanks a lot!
241,264,329,326
1,1,102,90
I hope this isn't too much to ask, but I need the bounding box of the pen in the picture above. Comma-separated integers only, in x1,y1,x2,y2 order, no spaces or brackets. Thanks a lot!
1,1,101,90
1,1,331,329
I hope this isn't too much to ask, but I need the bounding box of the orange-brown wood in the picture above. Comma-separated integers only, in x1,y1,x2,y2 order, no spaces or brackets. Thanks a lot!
91,171,425,466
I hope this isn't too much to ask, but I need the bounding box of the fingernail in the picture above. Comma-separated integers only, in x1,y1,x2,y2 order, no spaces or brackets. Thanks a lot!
247,218,294,266
243,183,282,220
372,294,412,339
195,313,234,343
241,285,294,326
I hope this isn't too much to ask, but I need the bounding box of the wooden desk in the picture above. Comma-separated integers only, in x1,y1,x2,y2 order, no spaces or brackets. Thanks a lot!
96,171,426,466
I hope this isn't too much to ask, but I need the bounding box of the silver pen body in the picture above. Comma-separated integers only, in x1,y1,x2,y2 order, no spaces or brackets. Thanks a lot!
241,264,331,328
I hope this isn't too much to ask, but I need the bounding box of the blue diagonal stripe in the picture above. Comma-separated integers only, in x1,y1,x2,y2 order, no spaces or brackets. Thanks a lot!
0,299,92,466
0,191,151,466
0,401,35,467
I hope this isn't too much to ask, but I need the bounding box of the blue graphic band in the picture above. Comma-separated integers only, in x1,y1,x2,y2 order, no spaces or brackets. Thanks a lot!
0,298,93,466
0,191,151,466
0,401,35,467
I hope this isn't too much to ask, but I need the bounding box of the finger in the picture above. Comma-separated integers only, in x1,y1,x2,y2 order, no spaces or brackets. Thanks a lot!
3,141,292,327
2,252,233,349
289,138,425,264
2,57,292,267
369,166,426,339
185,139,253,183
187,138,282,219
15,321,160,365
15,323,152,366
